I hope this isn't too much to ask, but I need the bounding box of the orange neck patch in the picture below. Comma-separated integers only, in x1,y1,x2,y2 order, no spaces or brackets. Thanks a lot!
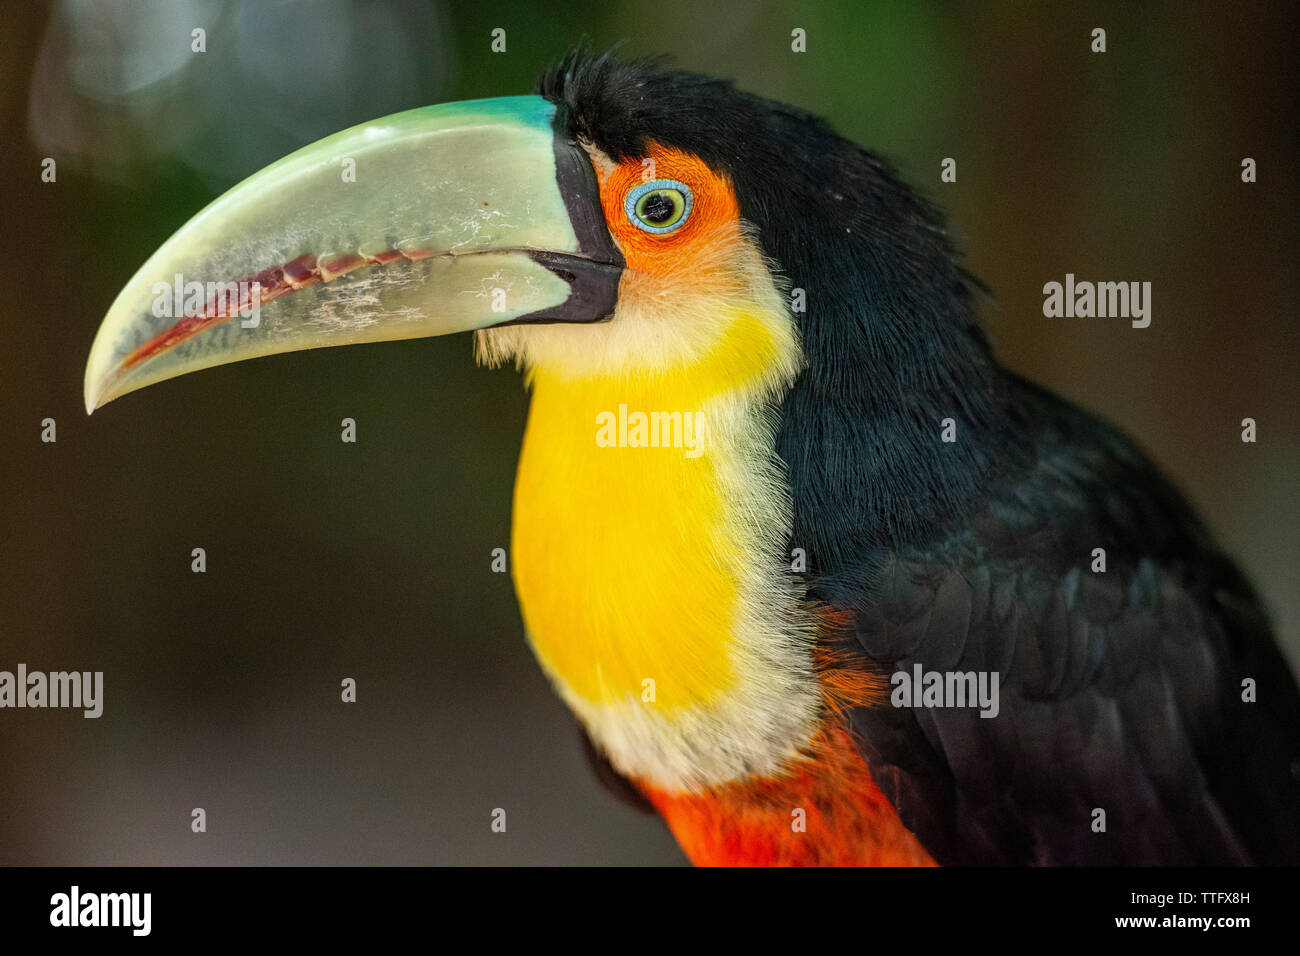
640,719,936,866
638,640,935,866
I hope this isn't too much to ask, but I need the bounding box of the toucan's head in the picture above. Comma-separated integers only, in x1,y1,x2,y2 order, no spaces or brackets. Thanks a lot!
85,50,991,418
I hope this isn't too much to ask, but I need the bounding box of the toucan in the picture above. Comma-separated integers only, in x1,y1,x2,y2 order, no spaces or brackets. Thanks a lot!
84,50,1299,866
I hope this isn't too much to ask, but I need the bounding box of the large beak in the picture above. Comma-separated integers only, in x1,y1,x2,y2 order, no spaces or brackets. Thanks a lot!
83,95,622,413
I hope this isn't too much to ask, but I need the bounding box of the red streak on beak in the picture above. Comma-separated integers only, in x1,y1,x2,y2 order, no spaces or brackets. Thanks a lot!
118,247,435,372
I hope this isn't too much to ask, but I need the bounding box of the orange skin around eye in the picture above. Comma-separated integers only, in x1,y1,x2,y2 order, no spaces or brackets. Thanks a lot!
594,143,741,279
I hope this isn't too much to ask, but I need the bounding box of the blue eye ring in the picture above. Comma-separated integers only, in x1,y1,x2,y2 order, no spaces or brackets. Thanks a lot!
624,179,693,233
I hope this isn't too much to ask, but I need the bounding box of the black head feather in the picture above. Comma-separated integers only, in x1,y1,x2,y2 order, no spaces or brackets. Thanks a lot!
538,49,1022,581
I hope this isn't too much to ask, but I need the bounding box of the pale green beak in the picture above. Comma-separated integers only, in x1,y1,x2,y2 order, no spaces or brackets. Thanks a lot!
83,95,622,413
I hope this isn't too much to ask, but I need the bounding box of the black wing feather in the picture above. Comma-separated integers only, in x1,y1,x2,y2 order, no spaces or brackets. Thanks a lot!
830,377,1300,865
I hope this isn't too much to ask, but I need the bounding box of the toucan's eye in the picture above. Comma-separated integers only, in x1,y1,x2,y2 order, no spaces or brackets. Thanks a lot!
625,179,693,234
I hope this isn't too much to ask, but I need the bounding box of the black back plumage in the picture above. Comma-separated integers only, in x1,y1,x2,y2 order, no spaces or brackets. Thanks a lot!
834,377,1300,864
543,50,1300,865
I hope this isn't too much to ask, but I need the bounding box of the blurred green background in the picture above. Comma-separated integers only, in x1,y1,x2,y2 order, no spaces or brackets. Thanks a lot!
0,1,1295,864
